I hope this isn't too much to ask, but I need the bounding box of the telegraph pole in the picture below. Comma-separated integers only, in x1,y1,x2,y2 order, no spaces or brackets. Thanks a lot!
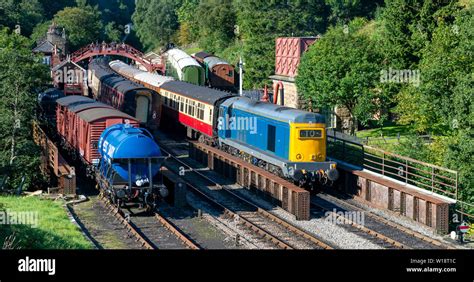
234,24,244,96
238,56,244,96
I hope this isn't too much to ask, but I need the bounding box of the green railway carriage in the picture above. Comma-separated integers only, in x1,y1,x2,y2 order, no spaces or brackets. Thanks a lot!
165,48,205,86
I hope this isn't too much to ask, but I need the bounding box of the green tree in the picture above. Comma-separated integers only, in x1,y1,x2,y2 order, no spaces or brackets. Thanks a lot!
53,5,103,51
0,0,45,36
176,0,200,45
0,29,49,190
296,18,384,134
236,0,328,89
104,22,123,42
392,4,473,210
38,0,75,19
377,0,458,69
132,0,182,50
194,0,236,53
325,0,384,24
395,3,470,134
30,20,52,43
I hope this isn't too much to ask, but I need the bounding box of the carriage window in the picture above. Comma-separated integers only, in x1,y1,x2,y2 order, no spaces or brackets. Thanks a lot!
197,103,204,120
267,125,276,152
190,101,195,116
228,70,233,77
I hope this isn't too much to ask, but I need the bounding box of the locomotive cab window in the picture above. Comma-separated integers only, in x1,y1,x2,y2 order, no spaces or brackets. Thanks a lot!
299,129,322,139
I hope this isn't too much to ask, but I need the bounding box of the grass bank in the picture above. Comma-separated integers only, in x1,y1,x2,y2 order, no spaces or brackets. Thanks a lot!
0,196,93,249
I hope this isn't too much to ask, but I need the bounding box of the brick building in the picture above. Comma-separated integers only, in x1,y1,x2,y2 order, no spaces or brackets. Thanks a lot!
269,37,353,132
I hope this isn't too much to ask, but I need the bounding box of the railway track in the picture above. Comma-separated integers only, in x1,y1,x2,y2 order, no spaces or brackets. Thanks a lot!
100,195,156,250
155,133,457,250
158,143,335,250
315,192,457,249
310,200,408,249
101,195,201,250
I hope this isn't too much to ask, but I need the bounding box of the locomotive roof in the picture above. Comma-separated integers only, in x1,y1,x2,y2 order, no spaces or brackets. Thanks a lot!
222,97,326,124
160,81,235,105
69,101,113,113
77,107,136,123
56,95,93,106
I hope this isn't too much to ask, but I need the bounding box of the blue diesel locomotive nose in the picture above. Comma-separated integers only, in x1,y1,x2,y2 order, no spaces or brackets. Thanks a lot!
98,124,163,183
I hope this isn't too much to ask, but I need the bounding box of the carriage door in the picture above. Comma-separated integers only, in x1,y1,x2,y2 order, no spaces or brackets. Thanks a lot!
136,95,149,124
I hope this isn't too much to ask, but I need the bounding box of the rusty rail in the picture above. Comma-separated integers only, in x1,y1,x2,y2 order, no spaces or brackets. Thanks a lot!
154,212,201,250
321,193,457,249
189,141,310,220
100,195,156,250
310,201,408,249
159,145,333,250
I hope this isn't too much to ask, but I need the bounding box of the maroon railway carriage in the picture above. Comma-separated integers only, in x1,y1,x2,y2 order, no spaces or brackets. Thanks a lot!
158,81,234,141
193,51,235,90
88,58,162,130
56,96,139,164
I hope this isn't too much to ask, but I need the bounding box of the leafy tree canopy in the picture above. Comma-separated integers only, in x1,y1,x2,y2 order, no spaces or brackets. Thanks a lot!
0,0,44,36
296,18,385,133
53,5,103,51
132,0,182,50
0,29,49,190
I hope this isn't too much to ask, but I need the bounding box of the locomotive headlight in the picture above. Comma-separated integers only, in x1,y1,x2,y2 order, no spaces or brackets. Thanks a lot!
318,153,323,159
296,154,302,160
